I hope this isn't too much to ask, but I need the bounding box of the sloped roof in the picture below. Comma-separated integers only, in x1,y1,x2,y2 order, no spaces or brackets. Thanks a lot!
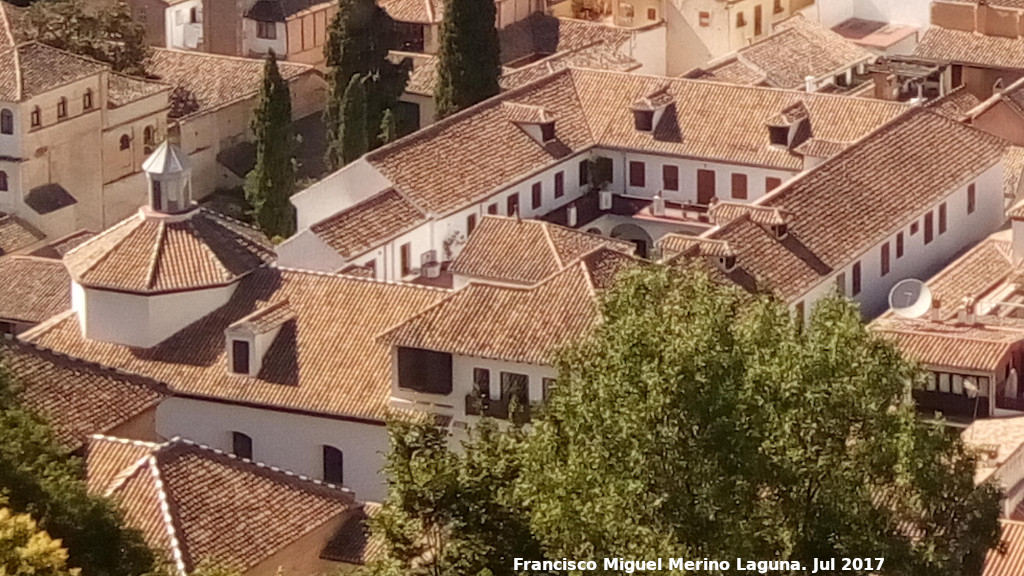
64,206,275,294
148,49,317,119
1,343,166,451
378,0,441,23
695,15,873,89
28,230,96,259
919,232,1015,317
107,73,171,108
310,189,427,260
362,68,908,217
987,520,1024,576
0,256,70,323
25,183,76,215
915,26,1024,70
670,108,1008,302
449,215,633,285
141,140,190,174
245,0,329,21
320,503,384,565
0,212,43,254
382,249,637,364
872,317,1024,373
500,42,640,92
85,436,357,575
23,267,447,421
927,86,983,120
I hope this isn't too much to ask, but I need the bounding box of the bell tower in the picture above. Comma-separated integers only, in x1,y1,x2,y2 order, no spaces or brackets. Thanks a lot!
141,140,193,213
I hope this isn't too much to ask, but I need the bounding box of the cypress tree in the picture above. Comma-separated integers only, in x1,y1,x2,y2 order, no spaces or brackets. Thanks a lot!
340,75,369,165
434,0,501,119
244,50,296,239
378,108,397,145
323,0,409,169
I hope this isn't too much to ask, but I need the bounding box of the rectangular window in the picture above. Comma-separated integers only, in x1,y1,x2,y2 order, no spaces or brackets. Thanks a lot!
500,372,529,406
555,171,565,198
835,272,846,296
467,214,477,235
578,160,589,189
736,11,746,27
647,7,656,20
400,243,411,276
896,232,904,258
766,177,782,192
773,0,783,13
0,321,14,339
507,193,519,216
881,242,890,276
629,160,645,187
473,367,491,399
542,378,556,401
968,183,976,214
663,165,679,191
323,446,344,484
231,340,250,374
952,374,964,395
852,262,862,296
794,301,804,327
257,21,277,39
910,221,919,235
487,203,498,215
939,203,947,234
924,212,934,244
731,173,748,200
939,373,951,393
396,347,453,394
232,432,253,460
927,372,937,391
531,182,542,209
699,10,710,26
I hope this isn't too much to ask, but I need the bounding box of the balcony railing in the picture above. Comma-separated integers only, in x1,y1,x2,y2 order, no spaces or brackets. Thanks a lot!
464,394,530,424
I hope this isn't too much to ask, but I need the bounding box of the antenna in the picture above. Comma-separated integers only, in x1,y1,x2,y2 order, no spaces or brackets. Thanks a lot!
889,279,933,319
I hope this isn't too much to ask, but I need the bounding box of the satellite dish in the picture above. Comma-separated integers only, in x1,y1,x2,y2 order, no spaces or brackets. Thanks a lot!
889,279,933,319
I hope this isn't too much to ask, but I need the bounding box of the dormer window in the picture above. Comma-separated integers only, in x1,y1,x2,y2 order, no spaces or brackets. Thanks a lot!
771,223,788,239
766,102,811,150
633,110,654,131
504,102,557,145
230,339,250,374
768,125,788,146
720,255,737,272
540,121,555,142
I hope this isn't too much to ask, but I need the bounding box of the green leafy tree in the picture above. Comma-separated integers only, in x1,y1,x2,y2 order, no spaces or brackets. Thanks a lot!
433,0,501,119
0,506,78,576
368,265,1003,576
245,50,296,238
24,0,150,75
323,0,409,168
0,364,154,576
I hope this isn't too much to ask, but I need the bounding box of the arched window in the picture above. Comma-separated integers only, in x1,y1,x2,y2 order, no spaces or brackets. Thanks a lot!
322,445,343,484
119,134,131,150
231,431,253,459
143,125,155,145
189,6,199,22
0,171,9,192
82,90,93,111
0,109,12,134
56,97,67,119
30,107,40,128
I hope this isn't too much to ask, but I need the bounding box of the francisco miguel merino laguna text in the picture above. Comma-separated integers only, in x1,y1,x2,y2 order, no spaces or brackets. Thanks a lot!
513,557,885,573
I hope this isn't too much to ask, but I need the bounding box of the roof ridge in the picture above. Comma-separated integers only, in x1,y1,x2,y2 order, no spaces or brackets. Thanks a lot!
271,264,452,293
152,47,315,72
10,343,171,394
64,214,145,277
146,220,167,290
541,222,565,269
147,455,189,576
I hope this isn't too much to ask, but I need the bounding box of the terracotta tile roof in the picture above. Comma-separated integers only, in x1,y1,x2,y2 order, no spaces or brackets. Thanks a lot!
872,317,1024,374
85,436,358,574
64,207,275,294
23,268,447,421
987,520,1024,576
405,56,439,96
245,0,331,22
310,189,428,260
698,108,1009,302
228,298,295,334
1005,146,1024,200
383,249,636,364
378,0,441,23
1,343,166,451
0,213,43,255
28,230,96,259
963,416,1024,484
0,256,69,323
320,502,383,565
366,68,908,217
688,58,767,86
148,49,317,119
698,15,872,90
500,42,640,91
915,26,1024,70
658,234,735,259
107,73,171,108
927,86,983,120
449,216,633,285
921,232,1015,314
499,14,633,65
793,137,847,158
16,42,108,99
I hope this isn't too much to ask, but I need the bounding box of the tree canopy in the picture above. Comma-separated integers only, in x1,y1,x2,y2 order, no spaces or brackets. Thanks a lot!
433,0,501,119
0,364,154,576
23,0,150,76
367,264,1003,576
245,50,297,239
0,505,78,576
323,0,408,169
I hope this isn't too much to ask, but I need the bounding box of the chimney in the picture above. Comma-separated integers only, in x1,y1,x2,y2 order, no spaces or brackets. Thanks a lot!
805,75,816,93
930,298,942,322
958,296,977,324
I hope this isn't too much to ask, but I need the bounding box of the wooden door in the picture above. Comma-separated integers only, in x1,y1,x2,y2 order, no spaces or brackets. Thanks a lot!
697,169,716,205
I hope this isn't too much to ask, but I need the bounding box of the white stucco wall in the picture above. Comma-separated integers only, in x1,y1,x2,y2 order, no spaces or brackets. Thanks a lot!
76,281,237,348
156,397,390,502
242,19,288,57
276,229,349,273
292,159,393,230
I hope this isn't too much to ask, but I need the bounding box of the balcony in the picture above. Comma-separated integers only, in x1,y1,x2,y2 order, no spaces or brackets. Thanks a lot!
464,394,530,424
997,395,1024,412
913,390,987,419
